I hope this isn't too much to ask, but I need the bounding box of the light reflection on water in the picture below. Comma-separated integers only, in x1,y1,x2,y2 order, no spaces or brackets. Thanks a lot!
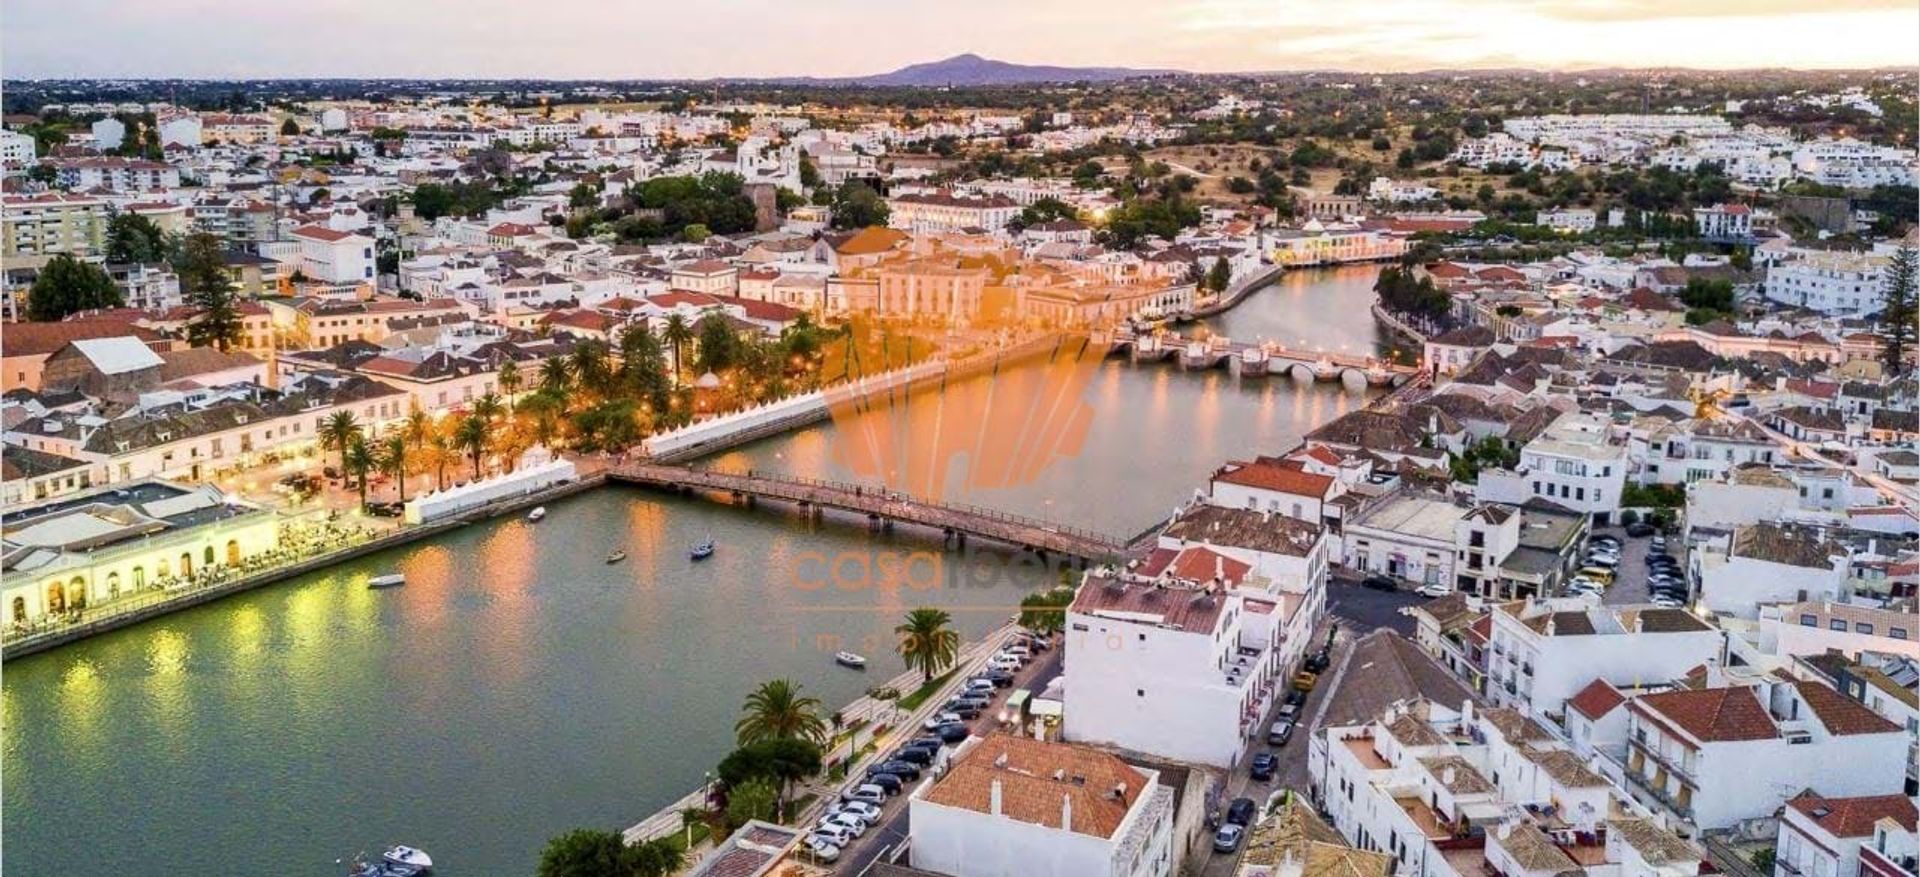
1,266,1385,876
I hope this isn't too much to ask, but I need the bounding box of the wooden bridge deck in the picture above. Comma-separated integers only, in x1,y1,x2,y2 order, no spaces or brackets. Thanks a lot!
607,462,1128,558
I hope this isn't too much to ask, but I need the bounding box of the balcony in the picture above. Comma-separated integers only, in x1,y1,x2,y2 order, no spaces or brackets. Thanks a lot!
1629,736,1698,784
1621,762,1695,819
1861,844,1920,877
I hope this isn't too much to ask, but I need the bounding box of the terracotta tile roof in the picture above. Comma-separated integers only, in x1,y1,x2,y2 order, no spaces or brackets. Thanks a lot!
2,320,156,358
1633,687,1778,744
1786,792,1918,838
292,224,354,242
1794,680,1901,736
1166,546,1251,585
1071,574,1228,635
831,226,909,256
1566,679,1626,720
1212,459,1335,499
487,222,539,237
920,734,1147,839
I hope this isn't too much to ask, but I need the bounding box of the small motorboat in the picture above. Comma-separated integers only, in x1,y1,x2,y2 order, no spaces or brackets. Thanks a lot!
367,573,406,589
689,536,715,561
605,550,627,564
834,651,867,669
526,507,547,522
383,846,433,870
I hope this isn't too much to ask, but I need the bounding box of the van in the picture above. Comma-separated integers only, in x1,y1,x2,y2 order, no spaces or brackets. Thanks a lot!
1576,566,1615,584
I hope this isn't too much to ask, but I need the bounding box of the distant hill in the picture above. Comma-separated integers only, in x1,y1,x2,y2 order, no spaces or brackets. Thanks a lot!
848,53,1181,86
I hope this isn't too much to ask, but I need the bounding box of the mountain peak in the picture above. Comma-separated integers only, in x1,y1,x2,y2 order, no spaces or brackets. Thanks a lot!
853,54,1180,86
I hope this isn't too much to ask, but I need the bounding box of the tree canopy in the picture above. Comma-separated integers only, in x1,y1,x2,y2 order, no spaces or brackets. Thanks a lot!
27,254,123,321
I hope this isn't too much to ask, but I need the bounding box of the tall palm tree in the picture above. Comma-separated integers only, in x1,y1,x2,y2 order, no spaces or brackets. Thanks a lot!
497,359,521,414
403,405,431,447
378,433,409,502
471,391,504,425
319,410,361,476
453,413,489,479
735,679,827,745
896,607,960,685
571,339,610,397
425,427,454,490
662,314,693,381
538,357,572,397
342,435,376,508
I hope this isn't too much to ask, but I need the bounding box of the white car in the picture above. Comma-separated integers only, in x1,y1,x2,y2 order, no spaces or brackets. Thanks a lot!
822,811,868,837
842,784,887,805
923,711,963,730
805,838,841,863
987,655,1022,671
1415,583,1455,598
834,800,883,824
810,824,854,849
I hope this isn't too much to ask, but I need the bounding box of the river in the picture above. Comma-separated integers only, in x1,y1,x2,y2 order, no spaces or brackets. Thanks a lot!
0,265,1385,876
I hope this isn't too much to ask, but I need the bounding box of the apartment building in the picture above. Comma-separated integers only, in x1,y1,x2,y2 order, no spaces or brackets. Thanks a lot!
1478,414,1628,523
289,225,376,285
887,190,1019,234
908,734,1176,877
1776,793,1918,877
1484,599,1723,720
47,157,182,191
1618,679,1905,831
2,192,108,258
1696,523,1851,619
1765,251,1892,316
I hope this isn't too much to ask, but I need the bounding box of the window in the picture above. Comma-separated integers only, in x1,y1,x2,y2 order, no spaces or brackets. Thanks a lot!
1831,619,1848,631
1800,614,1818,626
1891,627,1908,640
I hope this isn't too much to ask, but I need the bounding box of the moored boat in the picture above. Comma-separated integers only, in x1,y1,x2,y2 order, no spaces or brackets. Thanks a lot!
689,535,715,560
526,507,546,522
834,651,867,669
383,845,433,870
605,550,627,564
367,573,406,589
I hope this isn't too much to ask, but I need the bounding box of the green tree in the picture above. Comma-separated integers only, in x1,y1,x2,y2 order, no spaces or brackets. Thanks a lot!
26,254,123,321
1879,245,1917,374
453,413,490,479
539,357,573,396
695,314,743,374
1018,586,1076,636
895,607,960,685
735,679,827,745
379,433,410,503
662,314,694,379
829,180,889,230
105,211,169,264
681,223,712,243
1205,257,1232,294
1012,197,1078,231
798,154,822,189
279,118,300,137
618,324,672,412
176,232,243,351
343,435,376,508
621,839,684,877
725,777,779,829
497,359,522,412
716,737,823,817
535,828,626,877
319,411,362,477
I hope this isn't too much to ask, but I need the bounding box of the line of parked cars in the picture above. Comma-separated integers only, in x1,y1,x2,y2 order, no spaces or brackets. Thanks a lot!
1643,536,1688,608
813,632,1053,862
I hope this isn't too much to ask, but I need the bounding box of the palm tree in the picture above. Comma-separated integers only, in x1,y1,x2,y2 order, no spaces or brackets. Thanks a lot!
735,679,827,745
403,405,431,447
424,427,454,490
538,357,572,397
379,433,409,502
662,314,693,381
497,359,521,414
342,435,376,508
896,607,960,685
453,413,489,480
318,410,361,476
472,391,504,425
571,339,610,396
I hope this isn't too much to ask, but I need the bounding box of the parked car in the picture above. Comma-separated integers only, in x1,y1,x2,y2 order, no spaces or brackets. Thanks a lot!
1415,582,1455,598
1213,823,1246,853
870,760,922,781
822,812,868,837
836,800,883,824
1625,522,1656,537
942,700,983,719
1250,753,1278,781
910,734,945,750
987,654,1022,671
1226,797,1257,826
923,711,963,730
1591,535,1622,548
1582,554,1619,569
893,745,936,766
862,771,904,795
1651,596,1685,608
1304,650,1331,673
1284,688,1306,707
1268,720,1296,746
809,824,854,848
842,784,887,805
1360,574,1398,591
963,678,996,694
1650,536,1668,551
1276,702,1300,722
981,669,1016,687
936,722,971,743
804,838,841,863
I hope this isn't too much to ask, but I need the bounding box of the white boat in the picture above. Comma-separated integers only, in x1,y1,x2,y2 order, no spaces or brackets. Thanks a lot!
605,550,627,564
367,573,406,589
383,846,433,870
689,535,715,560
834,651,867,669
526,507,547,522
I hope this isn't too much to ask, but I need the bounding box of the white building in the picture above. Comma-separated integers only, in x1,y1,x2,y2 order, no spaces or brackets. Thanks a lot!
887,190,1019,234
1775,792,1918,877
1478,415,1627,524
1696,523,1850,619
1618,679,1906,831
909,734,1175,877
1536,209,1597,234
0,129,38,170
1764,250,1891,316
1485,599,1723,719
289,225,376,285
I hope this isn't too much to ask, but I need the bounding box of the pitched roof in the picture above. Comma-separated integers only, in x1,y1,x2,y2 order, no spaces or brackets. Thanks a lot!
67,336,165,374
2,320,155,358
920,734,1147,839
1633,687,1777,743
1566,679,1626,720
1212,459,1335,499
1786,792,1918,838
1794,680,1901,736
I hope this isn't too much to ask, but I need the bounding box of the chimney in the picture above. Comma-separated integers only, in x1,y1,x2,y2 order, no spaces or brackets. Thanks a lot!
1443,766,1458,786
990,779,1003,816
1061,792,1072,830
1112,781,1128,800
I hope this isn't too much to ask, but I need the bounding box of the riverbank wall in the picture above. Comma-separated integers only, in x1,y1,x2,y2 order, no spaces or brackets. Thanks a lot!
1370,301,1432,346
1,473,608,661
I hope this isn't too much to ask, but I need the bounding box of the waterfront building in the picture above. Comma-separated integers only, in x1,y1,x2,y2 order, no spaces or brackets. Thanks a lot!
0,479,289,625
908,733,1176,877
1261,222,1408,267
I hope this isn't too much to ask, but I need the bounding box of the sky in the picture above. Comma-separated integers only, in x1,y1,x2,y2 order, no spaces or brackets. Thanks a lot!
3,0,1916,79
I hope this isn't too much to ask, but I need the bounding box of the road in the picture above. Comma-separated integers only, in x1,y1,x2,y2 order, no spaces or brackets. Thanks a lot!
833,642,1065,875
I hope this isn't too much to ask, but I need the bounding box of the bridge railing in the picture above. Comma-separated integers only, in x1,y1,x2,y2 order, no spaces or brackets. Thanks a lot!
627,463,1121,548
